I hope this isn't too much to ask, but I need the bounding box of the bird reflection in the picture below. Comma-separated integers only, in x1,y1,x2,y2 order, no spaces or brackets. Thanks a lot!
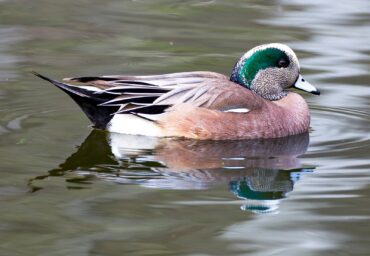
30,130,314,213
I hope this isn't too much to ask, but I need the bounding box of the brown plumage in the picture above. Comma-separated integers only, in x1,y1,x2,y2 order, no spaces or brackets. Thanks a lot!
158,92,310,140
34,43,320,140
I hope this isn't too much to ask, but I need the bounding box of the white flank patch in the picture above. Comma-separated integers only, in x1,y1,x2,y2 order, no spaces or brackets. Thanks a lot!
108,114,163,137
224,108,250,113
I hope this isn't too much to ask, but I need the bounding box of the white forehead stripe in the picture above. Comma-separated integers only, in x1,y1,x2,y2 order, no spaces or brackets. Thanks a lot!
240,43,300,69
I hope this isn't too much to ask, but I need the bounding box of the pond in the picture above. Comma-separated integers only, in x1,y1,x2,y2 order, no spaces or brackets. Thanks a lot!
0,0,369,255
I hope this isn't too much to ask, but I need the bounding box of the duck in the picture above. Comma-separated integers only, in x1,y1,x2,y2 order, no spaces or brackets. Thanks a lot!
33,43,320,140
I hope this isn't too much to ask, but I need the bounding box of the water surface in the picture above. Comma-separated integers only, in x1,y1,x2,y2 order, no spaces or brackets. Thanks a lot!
0,0,370,255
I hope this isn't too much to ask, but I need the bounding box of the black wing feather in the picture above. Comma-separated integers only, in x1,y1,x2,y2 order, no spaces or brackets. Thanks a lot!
34,71,227,128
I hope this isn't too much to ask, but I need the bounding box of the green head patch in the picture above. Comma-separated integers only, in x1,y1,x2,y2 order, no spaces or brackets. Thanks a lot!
230,47,290,88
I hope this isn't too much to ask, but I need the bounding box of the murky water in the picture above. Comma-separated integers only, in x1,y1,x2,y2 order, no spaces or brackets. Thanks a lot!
0,0,369,255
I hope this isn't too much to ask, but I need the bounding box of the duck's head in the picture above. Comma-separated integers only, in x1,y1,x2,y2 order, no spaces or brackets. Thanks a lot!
230,43,320,100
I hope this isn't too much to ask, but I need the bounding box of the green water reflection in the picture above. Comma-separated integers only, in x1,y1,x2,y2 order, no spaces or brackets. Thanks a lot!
30,130,314,214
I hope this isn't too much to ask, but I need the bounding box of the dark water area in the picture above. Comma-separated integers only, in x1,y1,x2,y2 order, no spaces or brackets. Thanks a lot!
0,0,370,255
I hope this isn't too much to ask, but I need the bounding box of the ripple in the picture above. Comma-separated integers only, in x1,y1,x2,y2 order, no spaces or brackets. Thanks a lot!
308,107,370,158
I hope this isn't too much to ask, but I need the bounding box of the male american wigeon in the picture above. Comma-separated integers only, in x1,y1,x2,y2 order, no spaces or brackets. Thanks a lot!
34,43,320,140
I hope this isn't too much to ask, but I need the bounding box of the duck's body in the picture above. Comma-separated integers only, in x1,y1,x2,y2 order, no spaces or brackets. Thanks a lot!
34,43,319,140
157,91,310,140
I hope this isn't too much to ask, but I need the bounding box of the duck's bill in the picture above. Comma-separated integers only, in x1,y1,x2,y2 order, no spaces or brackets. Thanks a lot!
293,75,320,95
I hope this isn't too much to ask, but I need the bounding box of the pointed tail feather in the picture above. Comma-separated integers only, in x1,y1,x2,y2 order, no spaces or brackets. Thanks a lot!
32,71,91,97
33,71,119,129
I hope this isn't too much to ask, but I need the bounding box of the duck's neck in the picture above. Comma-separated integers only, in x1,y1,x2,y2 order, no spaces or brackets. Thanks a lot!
273,92,310,134
230,60,251,89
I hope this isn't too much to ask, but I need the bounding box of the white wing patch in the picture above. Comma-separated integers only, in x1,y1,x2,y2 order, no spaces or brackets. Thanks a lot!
78,86,102,92
223,108,250,113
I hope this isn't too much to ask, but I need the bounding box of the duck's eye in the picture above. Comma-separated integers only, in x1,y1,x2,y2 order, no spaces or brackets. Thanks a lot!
277,58,289,68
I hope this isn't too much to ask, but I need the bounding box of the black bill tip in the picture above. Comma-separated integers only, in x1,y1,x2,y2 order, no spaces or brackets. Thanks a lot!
311,89,321,95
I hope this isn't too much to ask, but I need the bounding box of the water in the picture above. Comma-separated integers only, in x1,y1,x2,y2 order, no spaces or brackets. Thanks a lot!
0,0,369,255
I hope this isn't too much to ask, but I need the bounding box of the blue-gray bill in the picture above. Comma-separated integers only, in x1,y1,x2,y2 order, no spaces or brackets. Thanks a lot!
293,74,320,95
